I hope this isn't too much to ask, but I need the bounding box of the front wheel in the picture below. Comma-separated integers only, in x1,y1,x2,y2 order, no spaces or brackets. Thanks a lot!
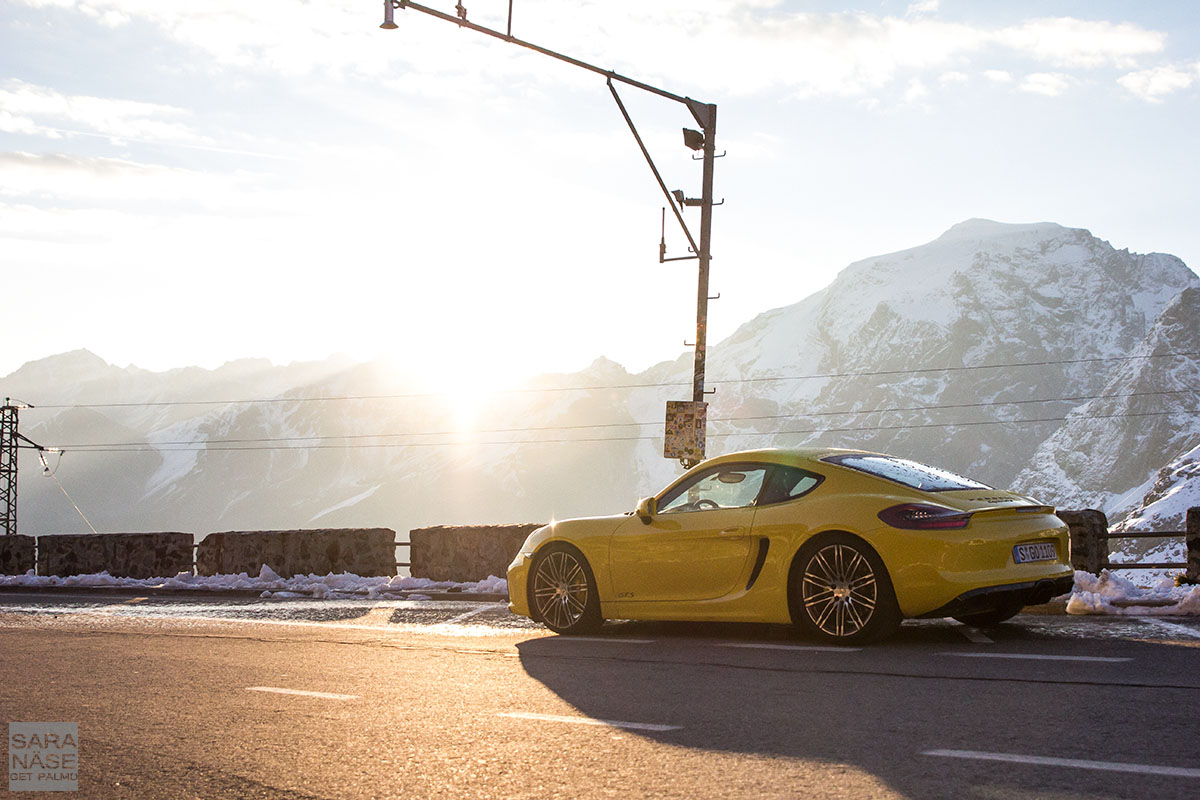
791,533,901,645
529,543,602,635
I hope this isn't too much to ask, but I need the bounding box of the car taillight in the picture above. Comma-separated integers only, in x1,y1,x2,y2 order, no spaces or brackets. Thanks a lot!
878,503,973,530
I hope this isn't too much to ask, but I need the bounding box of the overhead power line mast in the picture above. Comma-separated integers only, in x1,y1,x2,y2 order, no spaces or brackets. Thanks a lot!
1,398,58,537
379,0,719,467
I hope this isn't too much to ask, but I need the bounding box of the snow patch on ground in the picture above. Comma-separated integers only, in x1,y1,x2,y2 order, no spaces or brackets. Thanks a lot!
4,567,1197,616
0,566,508,600
1066,570,1200,615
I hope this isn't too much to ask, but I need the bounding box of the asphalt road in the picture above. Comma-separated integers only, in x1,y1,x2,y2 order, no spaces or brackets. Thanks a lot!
1,593,1198,799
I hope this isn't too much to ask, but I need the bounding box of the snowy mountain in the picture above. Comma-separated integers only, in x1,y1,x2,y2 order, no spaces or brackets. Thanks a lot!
4,219,1198,542
1012,286,1200,529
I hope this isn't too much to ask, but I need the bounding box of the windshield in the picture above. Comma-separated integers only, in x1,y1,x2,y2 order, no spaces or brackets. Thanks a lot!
822,453,991,492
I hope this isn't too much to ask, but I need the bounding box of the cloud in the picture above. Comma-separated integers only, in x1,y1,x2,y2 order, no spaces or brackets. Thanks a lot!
995,17,1164,69
904,78,930,103
0,151,264,208
1118,62,1200,102
984,69,1013,84
0,79,206,146
1018,72,1074,97
12,0,1172,104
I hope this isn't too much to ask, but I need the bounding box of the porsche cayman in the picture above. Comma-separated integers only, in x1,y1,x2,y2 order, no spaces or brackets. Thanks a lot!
507,447,1073,644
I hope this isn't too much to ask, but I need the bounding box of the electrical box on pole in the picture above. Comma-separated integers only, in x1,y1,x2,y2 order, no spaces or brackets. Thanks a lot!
379,1,721,469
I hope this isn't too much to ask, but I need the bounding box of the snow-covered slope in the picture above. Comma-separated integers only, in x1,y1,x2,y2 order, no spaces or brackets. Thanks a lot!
1013,286,1200,525
697,220,1197,487
3,220,1197,539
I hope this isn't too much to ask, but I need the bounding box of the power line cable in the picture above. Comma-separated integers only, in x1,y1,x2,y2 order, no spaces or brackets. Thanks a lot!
49,388,1194,450
25,349,1200,410
38,452,98,534
56,408,1198,453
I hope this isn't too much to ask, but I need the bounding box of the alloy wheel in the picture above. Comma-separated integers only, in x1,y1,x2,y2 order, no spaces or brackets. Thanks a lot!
532,549,591,631
801,543,879,638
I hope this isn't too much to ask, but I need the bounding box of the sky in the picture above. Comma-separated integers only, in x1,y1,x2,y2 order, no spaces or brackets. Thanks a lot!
2,0,1199,394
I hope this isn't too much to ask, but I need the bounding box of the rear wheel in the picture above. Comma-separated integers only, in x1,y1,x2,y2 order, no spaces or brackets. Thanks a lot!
529,543,602,635
791,533,901,645
953,603,1023,628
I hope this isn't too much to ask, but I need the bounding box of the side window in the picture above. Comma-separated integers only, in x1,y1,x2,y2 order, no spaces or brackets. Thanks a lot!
659,465,768,513
757,466,825,507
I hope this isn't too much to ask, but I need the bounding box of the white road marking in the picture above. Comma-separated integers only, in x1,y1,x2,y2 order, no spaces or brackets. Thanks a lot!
940,652,1131,663
924,749,1200,778
944,618,993,644
1139,618,1200,640
719,643,861,653
245,686,359,701
497,711,681,732
444,603,506,625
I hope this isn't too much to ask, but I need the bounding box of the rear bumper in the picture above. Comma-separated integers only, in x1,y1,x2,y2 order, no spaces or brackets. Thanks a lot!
917,574,1075,619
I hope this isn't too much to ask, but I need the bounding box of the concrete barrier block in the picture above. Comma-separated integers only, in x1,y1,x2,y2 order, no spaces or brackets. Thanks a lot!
0,535,36,575
197,529,397,577
1057,509,1110,575
36,533,193,578
197,530,285,576
410,524,542,582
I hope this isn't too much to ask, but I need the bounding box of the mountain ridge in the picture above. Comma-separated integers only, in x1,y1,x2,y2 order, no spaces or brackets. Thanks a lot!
4,219,1198,540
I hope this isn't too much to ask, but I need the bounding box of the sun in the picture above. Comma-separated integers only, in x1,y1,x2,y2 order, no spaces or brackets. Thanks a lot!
441,380,493,431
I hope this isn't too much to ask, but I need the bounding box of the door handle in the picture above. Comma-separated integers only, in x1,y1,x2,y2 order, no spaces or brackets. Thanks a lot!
719,528,747,538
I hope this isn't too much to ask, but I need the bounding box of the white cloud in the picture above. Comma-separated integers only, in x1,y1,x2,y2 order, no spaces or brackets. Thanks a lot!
938,71,969,86
0,79,206,146
984,69,1014,84
1118,62,1200,103
996,17,1164,69
904,77,930,103
0,151,258,207
1019,72,1074,97
10,1,1171,104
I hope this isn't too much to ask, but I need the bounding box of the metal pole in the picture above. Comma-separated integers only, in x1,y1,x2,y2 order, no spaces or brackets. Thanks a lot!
693,104,716,408
382,1,719,464
1,402,18,536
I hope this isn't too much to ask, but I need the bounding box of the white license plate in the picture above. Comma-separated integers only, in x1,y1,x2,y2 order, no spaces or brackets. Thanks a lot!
1013,542,1058,564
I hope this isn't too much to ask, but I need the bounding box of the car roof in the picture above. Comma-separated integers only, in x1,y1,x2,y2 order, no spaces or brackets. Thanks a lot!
696,447,879,469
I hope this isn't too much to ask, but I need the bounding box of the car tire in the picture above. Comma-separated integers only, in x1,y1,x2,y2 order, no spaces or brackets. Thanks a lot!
529,543,602,635
790,533,901,645
952,603,1023,628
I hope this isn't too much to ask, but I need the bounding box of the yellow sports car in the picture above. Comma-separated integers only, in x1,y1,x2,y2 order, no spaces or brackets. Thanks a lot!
507,447,1073,644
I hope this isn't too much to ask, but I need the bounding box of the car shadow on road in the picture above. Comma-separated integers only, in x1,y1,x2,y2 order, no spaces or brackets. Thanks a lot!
513,619,1199,800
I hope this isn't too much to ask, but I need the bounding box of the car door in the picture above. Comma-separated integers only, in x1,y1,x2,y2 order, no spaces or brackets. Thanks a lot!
608,464,768,602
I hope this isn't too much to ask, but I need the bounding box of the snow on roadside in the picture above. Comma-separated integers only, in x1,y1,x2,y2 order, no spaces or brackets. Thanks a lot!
1066,570,1200,616
0,566,508,600
3,567,1198,616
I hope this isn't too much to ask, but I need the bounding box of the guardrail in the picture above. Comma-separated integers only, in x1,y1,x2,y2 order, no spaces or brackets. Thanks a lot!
1060,507,1198,581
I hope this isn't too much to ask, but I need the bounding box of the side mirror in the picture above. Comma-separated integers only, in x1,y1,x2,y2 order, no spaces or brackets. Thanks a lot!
635,496,656,524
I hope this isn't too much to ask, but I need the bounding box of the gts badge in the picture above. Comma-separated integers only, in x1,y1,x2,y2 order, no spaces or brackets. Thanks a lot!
616,592,635,599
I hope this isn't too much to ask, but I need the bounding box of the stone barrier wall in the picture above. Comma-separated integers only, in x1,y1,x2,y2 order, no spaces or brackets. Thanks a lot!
0,535,36,574
410,524,542,582
1056,509,1109,574
35,532,194,579
196,528,397,577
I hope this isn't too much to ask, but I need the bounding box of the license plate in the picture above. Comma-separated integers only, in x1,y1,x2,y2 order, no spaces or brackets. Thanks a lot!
1013,542,1058,564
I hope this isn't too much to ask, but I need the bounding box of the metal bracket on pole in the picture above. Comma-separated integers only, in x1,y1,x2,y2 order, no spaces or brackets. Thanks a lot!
608,79,698,258
380,1,719,465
